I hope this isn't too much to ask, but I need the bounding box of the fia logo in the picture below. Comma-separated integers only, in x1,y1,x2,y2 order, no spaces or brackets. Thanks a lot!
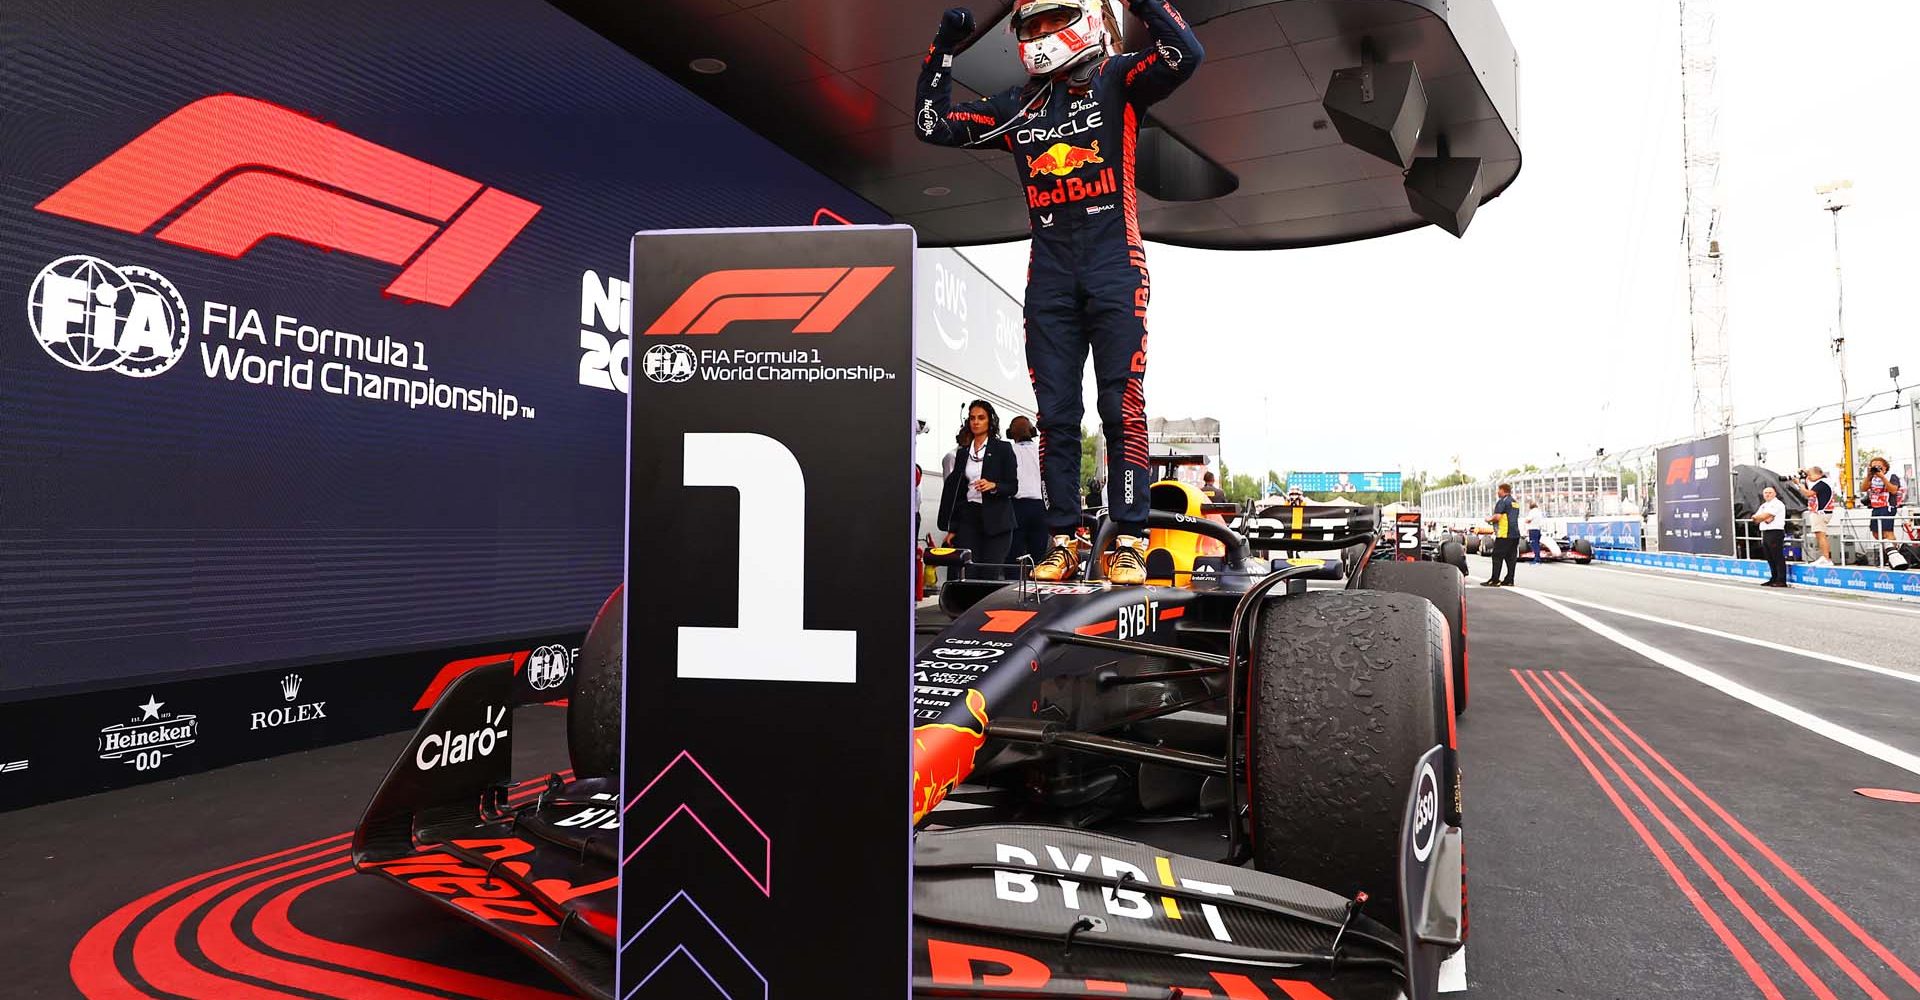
29,255,190,377
643,343,697,384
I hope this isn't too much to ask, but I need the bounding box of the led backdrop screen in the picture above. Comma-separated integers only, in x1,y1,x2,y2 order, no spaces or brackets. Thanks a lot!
0,0,885,701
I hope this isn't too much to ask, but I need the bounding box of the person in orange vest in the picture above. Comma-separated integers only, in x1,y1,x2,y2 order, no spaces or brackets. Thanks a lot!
1483,483,1518,587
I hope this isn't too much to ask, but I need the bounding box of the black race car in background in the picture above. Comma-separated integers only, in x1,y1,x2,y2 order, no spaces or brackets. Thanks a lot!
352,476,1470,999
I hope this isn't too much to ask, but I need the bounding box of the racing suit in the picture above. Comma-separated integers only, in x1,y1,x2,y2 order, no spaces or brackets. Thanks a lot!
915,0,1203,536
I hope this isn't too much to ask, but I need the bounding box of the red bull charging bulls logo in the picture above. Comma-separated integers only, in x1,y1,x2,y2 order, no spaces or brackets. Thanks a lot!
911,689,989,823
1026,140,1103,178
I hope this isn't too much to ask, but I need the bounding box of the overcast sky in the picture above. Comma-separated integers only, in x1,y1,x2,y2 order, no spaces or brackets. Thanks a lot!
958,0,1919,480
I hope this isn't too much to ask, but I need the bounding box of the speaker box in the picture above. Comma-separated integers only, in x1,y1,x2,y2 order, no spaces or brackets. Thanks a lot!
1322,60,1427,168
1404,155,1485,238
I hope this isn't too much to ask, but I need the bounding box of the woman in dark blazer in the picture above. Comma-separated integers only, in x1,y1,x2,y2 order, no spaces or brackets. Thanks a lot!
938,400,1017,577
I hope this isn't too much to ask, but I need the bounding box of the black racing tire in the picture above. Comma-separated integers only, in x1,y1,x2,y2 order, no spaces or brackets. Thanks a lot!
1475,534,1492,557
1247,590,1449,923
1570,538,1595,560
1436,538,1469,576
568,586,624,779
1362,559,1468,715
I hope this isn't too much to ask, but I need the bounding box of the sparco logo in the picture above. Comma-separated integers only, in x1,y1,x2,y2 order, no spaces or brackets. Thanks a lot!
643,343,697,384
1411,760,1439,863
36,95,539,307
98,696,198,771
416,705,508,770
29,255,189,377
252,674,328,731
527,644,573,691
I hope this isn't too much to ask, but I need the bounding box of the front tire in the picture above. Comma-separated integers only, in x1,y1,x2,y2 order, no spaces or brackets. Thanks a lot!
1247,590,1449,922
568,586,624,779
1436,538,1468,576
1362,560,1468,715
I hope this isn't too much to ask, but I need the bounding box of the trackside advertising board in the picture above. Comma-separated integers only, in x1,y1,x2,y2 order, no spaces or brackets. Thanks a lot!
1655,434,1735,556
1289,471,1404,493
0,0,882,807
621,227,914,997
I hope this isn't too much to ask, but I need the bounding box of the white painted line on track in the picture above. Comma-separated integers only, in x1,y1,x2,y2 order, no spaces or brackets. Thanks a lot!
1583,562,1920,616
1536,593,1920,686
1512,588,1920,778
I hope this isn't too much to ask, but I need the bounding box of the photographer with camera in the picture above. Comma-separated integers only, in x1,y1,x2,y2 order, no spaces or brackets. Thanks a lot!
1800,466,1834,566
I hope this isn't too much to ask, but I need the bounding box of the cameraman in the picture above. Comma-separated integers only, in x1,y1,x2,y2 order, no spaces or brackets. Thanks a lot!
1800,467,1834,566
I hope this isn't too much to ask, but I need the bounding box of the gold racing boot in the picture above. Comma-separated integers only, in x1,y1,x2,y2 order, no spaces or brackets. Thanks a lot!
1032,535,1083,582
1108,534,1150,586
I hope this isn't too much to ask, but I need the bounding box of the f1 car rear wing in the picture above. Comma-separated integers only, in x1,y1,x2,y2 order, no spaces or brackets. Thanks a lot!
911,745,1462,999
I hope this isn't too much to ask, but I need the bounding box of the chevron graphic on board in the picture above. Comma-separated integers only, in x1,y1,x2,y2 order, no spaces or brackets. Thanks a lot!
621,891,767,1000
622,750,771,895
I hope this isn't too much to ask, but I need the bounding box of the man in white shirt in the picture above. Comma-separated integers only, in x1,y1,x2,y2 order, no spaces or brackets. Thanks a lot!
1521,501,1545,563
1753,485,1789,588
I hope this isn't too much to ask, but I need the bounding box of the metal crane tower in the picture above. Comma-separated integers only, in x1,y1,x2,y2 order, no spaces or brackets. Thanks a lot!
1679,0,1732,435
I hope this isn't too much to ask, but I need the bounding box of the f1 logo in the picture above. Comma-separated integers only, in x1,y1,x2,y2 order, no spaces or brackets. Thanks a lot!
1665,457,1693,485
35,95,540,308
645,267,895,336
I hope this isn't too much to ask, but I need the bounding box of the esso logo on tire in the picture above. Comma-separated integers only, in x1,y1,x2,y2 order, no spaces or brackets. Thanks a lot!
1411,761,1439,862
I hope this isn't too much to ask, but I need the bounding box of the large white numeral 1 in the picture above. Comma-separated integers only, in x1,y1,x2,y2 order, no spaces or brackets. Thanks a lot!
677,432,858,683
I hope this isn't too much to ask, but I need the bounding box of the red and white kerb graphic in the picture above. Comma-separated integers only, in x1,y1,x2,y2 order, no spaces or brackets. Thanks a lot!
36,94,541,308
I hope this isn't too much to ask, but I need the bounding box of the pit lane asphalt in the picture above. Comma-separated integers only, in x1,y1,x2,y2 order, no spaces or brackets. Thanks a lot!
1457,555,1920,998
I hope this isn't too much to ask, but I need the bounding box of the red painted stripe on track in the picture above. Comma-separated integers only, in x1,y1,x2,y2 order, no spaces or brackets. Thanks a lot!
200,856,454,999
133,842,355,999
253,866,575,1000
1560,673,1920,993
71,832,351,999
1533,672,1842,1000
1510,670,1786,1000
76,776,561,999
1546,671,1890,999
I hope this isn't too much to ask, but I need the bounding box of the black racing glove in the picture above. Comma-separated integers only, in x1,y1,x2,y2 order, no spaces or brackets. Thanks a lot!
934,7,975,49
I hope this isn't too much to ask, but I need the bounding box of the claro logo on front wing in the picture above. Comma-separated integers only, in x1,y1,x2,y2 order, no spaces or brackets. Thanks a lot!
36,94,540,308
415,705,507,770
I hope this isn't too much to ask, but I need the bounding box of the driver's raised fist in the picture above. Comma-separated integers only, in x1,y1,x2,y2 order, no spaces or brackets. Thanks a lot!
935,7,975,47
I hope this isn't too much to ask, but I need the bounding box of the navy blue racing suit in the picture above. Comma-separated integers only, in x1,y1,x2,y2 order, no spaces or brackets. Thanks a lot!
915,1,1202,536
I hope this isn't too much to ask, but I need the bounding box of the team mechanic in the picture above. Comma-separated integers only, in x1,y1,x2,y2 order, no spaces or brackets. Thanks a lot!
915,0,1202,585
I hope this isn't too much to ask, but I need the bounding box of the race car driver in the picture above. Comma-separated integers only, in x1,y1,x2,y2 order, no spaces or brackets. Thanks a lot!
915,0,1202,584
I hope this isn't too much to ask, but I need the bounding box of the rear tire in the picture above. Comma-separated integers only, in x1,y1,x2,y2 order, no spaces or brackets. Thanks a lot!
1436,538,1468,576
1571,538,1595,561
568,586,624,779
1247,590,1449,922
1362,560,1468,715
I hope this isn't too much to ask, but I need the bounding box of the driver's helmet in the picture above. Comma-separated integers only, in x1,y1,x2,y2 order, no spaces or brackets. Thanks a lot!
1285,487,1306,505
1010,0,1116,77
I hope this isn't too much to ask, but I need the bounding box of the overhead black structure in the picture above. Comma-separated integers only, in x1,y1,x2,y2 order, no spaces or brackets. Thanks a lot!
1322,58,1427,169
1403,154,1484,238
555,0,1523,250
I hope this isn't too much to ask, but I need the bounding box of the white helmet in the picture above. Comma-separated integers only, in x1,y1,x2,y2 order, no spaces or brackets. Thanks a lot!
1010,0,1116,77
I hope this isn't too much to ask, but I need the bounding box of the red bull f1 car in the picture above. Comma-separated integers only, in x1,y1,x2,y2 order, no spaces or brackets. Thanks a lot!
352,478,1469,999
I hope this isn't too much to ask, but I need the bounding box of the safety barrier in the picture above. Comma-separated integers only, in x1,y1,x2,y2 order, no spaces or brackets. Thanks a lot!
1565,519,1642,549
1595,548,1920,599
